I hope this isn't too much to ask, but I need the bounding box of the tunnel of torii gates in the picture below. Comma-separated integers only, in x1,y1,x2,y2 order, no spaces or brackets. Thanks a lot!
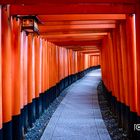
0,0,140,140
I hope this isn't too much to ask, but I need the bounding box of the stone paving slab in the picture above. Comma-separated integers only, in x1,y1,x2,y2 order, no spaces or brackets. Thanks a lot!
40,69,111,140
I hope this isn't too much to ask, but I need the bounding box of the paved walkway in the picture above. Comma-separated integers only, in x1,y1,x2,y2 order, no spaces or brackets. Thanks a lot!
40,69,111,140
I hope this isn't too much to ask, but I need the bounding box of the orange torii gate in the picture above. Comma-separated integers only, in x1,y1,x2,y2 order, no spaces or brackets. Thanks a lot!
0,1,140,140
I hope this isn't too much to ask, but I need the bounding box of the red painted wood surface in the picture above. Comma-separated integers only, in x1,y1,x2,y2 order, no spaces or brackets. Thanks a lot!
136,4,140,116
2,5,12,123
0,6,2,129
10,4,135,15
126,15,137,112
27,34,35,103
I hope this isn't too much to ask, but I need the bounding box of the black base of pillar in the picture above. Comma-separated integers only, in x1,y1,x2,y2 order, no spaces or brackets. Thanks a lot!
64,77,69,88
0,128,2,140
68,76,72,85
128,111,137,140
136,116,140,139
38,94,43,117
110,95,117,114
21,105,28,133
123,105,130,132
39,93,44,114
3,121,12,140
12,114,22,140
44,90,50,109
35,98,40,119
116,101,123,127
59,79,65,92
28,100,36,128
56,83,60,97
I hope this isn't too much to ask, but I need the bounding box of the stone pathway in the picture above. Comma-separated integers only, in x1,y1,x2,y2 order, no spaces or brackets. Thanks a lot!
40,69,111,140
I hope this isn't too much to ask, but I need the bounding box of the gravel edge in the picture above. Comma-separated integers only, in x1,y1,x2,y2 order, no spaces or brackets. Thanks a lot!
97,81,129,140
24,86,71,140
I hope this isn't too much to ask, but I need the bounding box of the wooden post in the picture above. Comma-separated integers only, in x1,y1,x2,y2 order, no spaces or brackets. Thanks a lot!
136,3,140,139
22,31,28,132
11,17,23,140
136,4,140,117
27,34,35,127
119,21,130,131
34,36,42,118
126,14,137,131
2,5,12,140
0,5,2,140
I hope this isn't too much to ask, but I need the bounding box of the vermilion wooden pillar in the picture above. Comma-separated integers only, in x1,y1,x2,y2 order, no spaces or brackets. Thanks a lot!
52,43,56,87
98,55,100,66
11,17,23,140
116,23,125,107
126,13,137,139
88,55,90,68
48,42,52,88
53,45,56,86
41,39,47,111
53,45,57,86
42,39,46,92
41,39,44,93
104,34,114,92
0,5,2,140
126,15,137,114
51,43,54,89
107,36,113,91
117,22,130,128
67,49,71,83
101,41,104,79
119,21,129,110
90,56,92,67
75,52,77,74
107,34,115,94
136,4,140,117
107,33,119,116
34,36,41,99
27,34,35,127
68,49,71,77
62,48,65,87
49,43,53,87
44,41,48,90
93,56,95,66
72,51,75,76
55,45,60,94
71,50,74,75
136,3,140,139
22,31,28,132
2,5,12,140
34,36,42,118
45,41,49,108
64,48,68,78
85,54,88,69
77,52,80,72
101,36,109,91
111,26,123,126
61,48,65,84
119,21,130,131
57,46,60,82
55,45,59,85
80,53,83,71
73,52,76,76
111,32,119,108
136,4,140,138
